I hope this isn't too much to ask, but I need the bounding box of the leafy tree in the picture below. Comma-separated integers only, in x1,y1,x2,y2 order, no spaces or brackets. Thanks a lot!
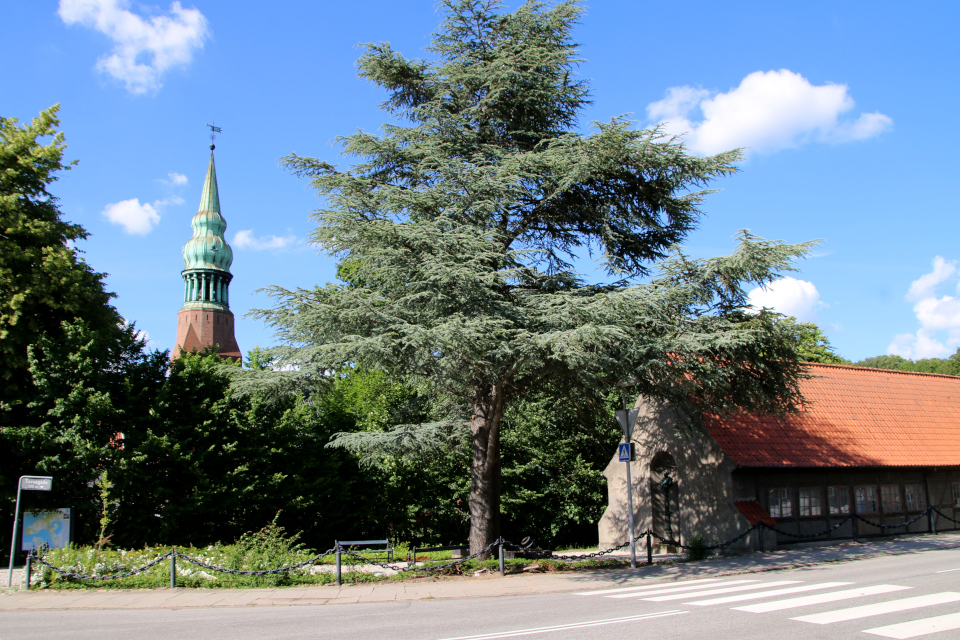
0,105,121,404
122,356,390,550
856,354,915,371
0,106,125,525
914,352,960,376
498,385,620,546
7,320,167,545
312,369,620,548
855,348,960,376
778,317,847,364
257,0,814,553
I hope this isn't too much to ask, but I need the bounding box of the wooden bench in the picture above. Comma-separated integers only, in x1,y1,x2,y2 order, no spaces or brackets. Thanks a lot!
336,539,393,562
408,544,469,566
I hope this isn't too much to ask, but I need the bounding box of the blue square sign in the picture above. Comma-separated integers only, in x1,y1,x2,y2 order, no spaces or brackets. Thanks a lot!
618,443,634,462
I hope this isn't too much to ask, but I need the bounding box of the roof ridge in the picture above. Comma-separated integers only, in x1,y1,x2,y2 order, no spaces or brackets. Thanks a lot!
803,361,960,380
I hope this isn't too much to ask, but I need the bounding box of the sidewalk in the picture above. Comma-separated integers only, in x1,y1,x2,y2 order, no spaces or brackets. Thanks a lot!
2,531,959,611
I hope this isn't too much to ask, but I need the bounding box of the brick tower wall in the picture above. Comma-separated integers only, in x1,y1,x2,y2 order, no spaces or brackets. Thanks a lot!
174,307,242,361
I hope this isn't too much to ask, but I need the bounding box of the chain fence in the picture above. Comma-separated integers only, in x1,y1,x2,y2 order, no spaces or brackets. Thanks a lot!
21,504,957,589
175,548,338,576
932,507,960,524
31,550,174,582
545,537,635,561
762,514,856,540
854,510,929,531
648,524,761,552
338,539,502,574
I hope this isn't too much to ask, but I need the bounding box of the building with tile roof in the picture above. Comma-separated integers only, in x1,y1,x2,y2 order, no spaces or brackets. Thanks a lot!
172,144,241,361
598,363,960,551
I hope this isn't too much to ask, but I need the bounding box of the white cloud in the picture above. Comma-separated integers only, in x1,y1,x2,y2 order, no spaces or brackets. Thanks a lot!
157,195,184,207
906,255,955,302
888,256,960,359
101,195,182,234
102,198,159,234
748,276,822,322
232,229,298,251
647,69,893,155
58,0,210,95
163,171,188,186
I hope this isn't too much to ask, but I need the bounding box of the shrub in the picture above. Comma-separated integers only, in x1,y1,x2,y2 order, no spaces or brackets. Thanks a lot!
684,533,711,562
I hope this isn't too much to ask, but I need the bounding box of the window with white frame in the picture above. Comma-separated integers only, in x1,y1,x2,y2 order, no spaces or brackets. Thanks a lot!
905,484,926,511
855,486,879,513
953,482,960,508
881,485,903,512
799,487,822,516
768,488,792,518
828,486,850,515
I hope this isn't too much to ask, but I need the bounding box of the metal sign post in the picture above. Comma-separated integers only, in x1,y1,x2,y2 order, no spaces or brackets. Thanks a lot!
615,408,639,569
8,476,53,587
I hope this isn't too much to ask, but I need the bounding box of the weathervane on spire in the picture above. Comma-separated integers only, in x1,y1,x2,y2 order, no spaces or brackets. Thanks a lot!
206,123,222,150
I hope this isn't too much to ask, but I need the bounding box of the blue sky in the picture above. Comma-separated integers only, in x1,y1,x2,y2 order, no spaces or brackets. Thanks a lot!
4,0,958,362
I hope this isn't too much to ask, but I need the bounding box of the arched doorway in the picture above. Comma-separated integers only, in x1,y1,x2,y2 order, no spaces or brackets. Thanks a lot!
650,452,678,544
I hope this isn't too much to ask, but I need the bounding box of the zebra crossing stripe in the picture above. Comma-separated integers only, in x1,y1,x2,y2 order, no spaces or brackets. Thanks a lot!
574,578,725,596
686,582,854,606
734,584,912,613
863,611,960,638
792,592,960,625
433,611,690,640
643,580,801,602
605,580,762,599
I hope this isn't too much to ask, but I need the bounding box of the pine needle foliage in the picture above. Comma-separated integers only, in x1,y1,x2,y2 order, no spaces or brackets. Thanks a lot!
256,0,816,554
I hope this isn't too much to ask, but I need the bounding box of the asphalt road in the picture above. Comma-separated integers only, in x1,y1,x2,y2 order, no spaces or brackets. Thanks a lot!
4,548,960,640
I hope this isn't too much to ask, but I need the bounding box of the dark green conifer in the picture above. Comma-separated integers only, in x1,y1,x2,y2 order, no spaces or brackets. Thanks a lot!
258,0,814,553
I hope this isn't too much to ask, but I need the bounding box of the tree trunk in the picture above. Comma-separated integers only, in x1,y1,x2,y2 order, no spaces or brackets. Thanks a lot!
468,384,505,558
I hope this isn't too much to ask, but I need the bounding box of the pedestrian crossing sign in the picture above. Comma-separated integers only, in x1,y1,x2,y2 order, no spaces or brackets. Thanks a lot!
618,443,635,462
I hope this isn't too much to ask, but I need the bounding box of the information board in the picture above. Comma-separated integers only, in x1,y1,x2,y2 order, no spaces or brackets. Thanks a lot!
21,509,71,551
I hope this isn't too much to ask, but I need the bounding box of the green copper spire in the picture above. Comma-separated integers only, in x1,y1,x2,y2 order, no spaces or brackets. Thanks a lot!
175,131,241,361
182,150,234,272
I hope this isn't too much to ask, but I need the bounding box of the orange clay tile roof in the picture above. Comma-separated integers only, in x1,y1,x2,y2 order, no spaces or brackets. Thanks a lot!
733,500,777,526
704,363,960,468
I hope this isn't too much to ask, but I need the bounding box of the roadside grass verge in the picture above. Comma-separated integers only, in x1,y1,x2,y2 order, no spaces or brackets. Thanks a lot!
31,550,633,590
29,519,635,590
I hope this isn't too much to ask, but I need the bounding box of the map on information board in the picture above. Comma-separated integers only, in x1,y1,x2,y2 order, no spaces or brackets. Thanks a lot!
22,509,71,551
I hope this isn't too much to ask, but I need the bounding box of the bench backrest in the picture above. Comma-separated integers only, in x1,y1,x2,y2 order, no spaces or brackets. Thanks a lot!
337,539,391,547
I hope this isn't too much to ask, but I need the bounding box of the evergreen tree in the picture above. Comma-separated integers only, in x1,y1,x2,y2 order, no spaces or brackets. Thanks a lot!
258,0,814,553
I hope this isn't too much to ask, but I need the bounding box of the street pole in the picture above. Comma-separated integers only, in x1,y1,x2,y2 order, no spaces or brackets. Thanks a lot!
615,406,640,570
7,479,24,588
624,445,637,569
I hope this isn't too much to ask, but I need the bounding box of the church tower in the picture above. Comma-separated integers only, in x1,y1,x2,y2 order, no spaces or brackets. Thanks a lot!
173,143,241,360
